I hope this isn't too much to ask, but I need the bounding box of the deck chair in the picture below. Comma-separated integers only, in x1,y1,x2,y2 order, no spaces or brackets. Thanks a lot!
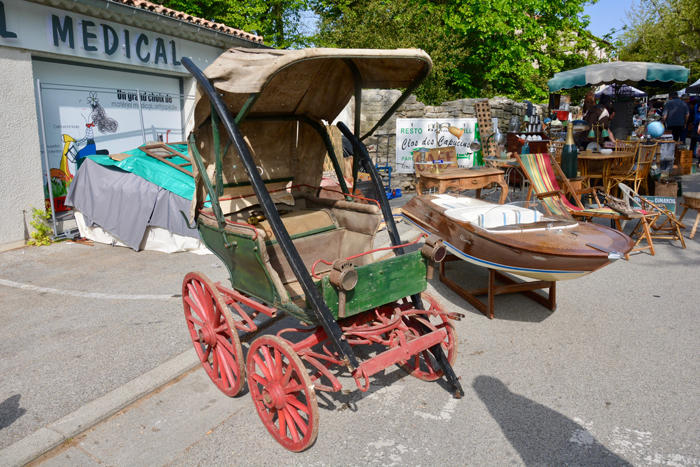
515,152,655,258
618,182,686,249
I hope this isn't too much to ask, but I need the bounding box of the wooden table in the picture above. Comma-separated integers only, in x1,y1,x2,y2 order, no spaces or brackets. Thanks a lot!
577,150,635,193
679,192,700,239
416,166,509,204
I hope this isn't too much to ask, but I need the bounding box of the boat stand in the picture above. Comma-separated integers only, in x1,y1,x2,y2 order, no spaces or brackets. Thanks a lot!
439,255,556,319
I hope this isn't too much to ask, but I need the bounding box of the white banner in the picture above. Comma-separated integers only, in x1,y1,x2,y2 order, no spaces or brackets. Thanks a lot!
395,118,478,173
35,61,186,180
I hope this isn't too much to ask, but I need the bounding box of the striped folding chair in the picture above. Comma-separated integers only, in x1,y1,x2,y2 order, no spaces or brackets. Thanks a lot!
515,153,655,258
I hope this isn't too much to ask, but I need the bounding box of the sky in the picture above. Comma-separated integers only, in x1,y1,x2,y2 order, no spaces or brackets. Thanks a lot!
583,0,638,39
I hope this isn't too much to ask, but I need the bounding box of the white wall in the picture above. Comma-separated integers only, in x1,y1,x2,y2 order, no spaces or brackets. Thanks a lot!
0,47,44,250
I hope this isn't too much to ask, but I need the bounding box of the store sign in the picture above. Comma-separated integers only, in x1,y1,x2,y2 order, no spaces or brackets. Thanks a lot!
636,195,676,214
0,0,222,72
395,118,478,173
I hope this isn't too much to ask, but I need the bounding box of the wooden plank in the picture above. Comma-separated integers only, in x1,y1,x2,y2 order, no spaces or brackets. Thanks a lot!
475,100,497,157
139,142,193,176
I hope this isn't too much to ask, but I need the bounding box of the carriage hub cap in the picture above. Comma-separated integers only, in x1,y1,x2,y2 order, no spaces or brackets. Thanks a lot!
262,384,286,409
200,325,217,347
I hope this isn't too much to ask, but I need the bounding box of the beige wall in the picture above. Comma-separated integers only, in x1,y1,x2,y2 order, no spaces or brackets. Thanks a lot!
0,47,44,250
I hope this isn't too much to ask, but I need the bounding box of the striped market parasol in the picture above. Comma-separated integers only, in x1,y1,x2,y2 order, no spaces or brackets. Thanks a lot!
548,61,689,93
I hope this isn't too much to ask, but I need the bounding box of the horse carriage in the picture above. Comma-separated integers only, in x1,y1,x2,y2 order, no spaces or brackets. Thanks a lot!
180,47,463,451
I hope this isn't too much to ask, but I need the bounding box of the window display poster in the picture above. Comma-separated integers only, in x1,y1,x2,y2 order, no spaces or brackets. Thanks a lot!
33,60,186,181
395,118,478,173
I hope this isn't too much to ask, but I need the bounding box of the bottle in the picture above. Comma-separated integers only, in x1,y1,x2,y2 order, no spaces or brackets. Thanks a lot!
473,122,484,167
561,115,578,179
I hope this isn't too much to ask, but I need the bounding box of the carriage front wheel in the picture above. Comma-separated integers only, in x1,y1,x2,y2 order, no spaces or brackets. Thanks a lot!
246,335,319,452
182,272,245,397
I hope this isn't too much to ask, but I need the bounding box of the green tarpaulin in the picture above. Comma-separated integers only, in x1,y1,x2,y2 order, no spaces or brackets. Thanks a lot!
88,144,195,200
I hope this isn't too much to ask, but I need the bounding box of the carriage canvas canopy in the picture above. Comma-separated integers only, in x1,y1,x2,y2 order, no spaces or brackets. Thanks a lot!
189,47,432,216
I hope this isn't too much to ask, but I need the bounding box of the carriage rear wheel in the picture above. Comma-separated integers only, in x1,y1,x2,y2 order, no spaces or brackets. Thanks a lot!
246,335,319,452
182,272,245,397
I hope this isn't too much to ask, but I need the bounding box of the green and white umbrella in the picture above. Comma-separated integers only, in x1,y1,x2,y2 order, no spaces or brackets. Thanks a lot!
548,61,689,93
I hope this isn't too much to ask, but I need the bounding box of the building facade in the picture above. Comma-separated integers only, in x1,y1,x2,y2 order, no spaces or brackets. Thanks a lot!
0,0,263,250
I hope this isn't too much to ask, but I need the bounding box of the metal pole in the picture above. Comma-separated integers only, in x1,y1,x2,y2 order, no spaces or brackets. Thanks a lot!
35,79,58,237
136,89,147,144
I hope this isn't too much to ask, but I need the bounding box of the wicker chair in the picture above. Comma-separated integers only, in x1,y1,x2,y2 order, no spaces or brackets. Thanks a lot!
548,141,565,164
608,143,658,195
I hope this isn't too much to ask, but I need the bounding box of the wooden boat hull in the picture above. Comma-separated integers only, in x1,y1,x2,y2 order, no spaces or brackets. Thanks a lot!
401,195,635,282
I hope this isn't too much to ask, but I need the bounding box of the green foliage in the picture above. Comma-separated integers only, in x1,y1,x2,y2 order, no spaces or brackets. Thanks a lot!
153,0,604,102
27,207,53,246
312,0,604,103
618,0,700,86
154,0,311,48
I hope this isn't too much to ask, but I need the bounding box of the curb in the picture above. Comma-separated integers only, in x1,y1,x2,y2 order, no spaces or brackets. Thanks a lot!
0,348,199,466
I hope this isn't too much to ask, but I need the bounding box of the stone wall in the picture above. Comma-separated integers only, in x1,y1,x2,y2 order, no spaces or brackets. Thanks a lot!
354,90,548,191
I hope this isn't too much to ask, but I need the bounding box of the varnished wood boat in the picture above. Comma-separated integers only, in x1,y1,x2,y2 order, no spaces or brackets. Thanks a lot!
401,194,635,281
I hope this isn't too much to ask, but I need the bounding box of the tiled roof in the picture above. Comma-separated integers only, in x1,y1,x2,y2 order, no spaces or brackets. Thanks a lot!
112,0,263,43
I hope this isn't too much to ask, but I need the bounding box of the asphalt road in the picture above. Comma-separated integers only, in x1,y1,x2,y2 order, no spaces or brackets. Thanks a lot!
27,218,700,466
0,242,221,450
2,174,700,464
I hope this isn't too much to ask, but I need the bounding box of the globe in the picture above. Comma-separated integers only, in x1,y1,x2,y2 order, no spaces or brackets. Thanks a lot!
647,121,665,138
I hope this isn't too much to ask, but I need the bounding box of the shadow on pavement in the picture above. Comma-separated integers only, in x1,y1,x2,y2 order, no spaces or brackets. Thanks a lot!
0,394,27,431
473,375,631,466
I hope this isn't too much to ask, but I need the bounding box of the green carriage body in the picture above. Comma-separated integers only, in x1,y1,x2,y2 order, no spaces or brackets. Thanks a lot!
197,217,428,322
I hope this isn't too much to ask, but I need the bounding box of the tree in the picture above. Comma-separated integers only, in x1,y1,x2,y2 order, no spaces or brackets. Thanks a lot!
618,0,700,85
312,0,464,104
312,0,604,103
153,0,311,48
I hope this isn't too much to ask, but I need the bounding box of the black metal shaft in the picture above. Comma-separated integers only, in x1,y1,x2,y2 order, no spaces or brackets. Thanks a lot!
182,57,359,370
337,121,464,397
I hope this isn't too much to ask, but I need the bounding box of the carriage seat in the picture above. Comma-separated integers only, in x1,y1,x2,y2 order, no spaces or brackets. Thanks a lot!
258,209,337,242
198,207,337,241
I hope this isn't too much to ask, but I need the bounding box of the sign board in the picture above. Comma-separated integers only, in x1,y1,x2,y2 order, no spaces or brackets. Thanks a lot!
636,195,676,214
34,60,186,179
395,118,478,173
0,0,224,73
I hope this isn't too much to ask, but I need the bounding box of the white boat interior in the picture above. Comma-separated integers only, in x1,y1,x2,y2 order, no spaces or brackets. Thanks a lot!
430,195,577,232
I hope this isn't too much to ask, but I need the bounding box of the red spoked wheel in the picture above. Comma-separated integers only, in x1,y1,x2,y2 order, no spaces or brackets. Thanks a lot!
246,335,319,452
182,272,245,397
398,296,458,381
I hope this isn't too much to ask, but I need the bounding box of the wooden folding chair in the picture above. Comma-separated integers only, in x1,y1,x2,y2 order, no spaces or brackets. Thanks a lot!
515,152,655,258
618,183,686,249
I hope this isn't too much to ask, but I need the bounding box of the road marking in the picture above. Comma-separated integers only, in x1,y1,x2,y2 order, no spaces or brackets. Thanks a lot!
0,278,179,301
414,396,459,421
609,426,699,466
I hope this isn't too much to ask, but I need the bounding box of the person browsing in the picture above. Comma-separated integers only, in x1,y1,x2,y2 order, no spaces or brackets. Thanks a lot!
662,91,689,141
